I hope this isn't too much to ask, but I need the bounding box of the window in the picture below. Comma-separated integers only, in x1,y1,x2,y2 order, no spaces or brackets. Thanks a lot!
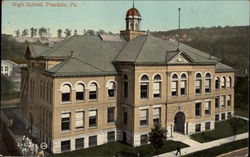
75,111,84,129
75,138,84,150
89,109,97,127
227,112,232,119
153,74,161,98
140,75,149,99
123,75,128,98
215,77,220,89
76,83,84,101
195,102,201,117
205,73,211,93
140,134,148,145
221,77,226,88
5,66,8,71
221,95,226,108
205,122,210,131
221,113,225,120
153,107,161,124
195,124,201,132
180,74,187,96
61,140,70,152
107,131,115,142
195,73,202,94
215,96,219,108
215,114,220,121
107,81,116,98
89,135,97,147
123,107,128,124
227,95,231,106
227,77,232,88
171,74,178,96
140,109,148,126
61,112,70,131
107,107,115,123
61,84,71,102
89,83,98,100
205,101,211,115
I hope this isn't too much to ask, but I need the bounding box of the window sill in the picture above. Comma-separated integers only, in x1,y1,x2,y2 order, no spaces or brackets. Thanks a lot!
205,114,211,117
205,92,211,94
88,126,98,129
195,116,201,118
88,99,98,102
107,97,116,100
140,125,148,128
61,101,72,104
140,98,148,101
60,130,70,133
76,100,84,103
153,97,161,99
108,122,115,125
75,128,84,131
195,93,202,96
171,95,178,97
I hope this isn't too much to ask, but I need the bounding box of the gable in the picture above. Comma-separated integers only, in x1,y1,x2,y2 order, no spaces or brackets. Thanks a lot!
168,52,193,64
24,47,33,59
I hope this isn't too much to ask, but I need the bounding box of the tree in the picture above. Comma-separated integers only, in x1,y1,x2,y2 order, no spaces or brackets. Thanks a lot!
22,29,29,37
57,29,62,38
96,29,105,35
39,27,47,39
64,28,71,37
86,29,95,36
15,30,20,37
30,27,36,38
74,29,77,35
148,123,167,155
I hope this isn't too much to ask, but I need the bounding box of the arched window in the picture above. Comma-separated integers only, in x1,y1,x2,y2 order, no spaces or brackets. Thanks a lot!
107,81,116,98
123,75,128,98
180,73,187,95
153,74,162,98
61,84,71,102
76,83,84,101
221,77,226,88
130,23,134,30
215,77,220,89
171,74,178,96
195,73,202,94
140,75,149,99
227,77,232,88
205,73,211,93
89,82,98,100
135,23,139,30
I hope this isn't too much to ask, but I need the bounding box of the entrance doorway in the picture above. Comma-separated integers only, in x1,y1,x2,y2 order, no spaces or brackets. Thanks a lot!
174,112,185,134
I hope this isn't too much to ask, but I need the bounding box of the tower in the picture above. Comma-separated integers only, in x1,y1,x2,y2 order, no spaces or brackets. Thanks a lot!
120,4,146,41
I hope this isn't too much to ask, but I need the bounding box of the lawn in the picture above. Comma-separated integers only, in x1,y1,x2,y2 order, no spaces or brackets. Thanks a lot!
183,138,248,157
190,118,248,143
51,140,189,157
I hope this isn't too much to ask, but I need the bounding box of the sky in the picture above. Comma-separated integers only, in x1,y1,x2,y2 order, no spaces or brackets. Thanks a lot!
2,0,249,36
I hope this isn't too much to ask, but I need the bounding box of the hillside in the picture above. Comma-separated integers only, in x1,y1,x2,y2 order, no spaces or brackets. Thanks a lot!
152,26,249,75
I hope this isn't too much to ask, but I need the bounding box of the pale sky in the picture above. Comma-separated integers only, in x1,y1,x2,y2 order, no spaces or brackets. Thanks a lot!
2,0,249,36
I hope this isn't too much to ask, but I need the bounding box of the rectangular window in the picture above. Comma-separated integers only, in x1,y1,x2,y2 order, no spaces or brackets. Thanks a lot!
123,81,128,98
123,107,127,124
227,112,232,119
195,102,201,117
89,84,97,100
76,92,84,101
108,89,115,97
171,81,177,96
180,80,186,95
62,93,70,102
75,111,84,129
75,138,84,150
195,80,201,94
153,82,160,98
205,122,210,131
89,110,97,127
205,79,211,93
107,131,115,142
204,101,211,115
215,96,219,108
89,135,97,147
221,95,226,108
61,140,70,152
140,134,148,145
153,107,161,124
221,113,225,120
61,112,70,131
140,109,148,126
215,114,220,121
227,95,231,106
140,82,148,99
107,107,115,123
195,124,201,132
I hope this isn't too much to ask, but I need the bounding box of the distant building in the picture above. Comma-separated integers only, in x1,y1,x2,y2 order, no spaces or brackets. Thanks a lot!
20,6,235,154
1,60,17,76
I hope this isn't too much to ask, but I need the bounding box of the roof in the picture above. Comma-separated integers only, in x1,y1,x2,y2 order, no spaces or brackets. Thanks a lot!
26,34,235,77
126,8,141,16
25,44,50,58
1,60,18,66
215,62,236,72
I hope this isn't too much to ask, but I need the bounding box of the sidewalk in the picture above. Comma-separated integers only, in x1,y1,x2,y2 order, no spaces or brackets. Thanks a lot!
157,132,248,157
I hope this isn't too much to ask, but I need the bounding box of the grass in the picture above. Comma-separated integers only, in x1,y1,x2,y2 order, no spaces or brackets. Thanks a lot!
51,140,189,157
183,138,248,157
190,118,248,143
